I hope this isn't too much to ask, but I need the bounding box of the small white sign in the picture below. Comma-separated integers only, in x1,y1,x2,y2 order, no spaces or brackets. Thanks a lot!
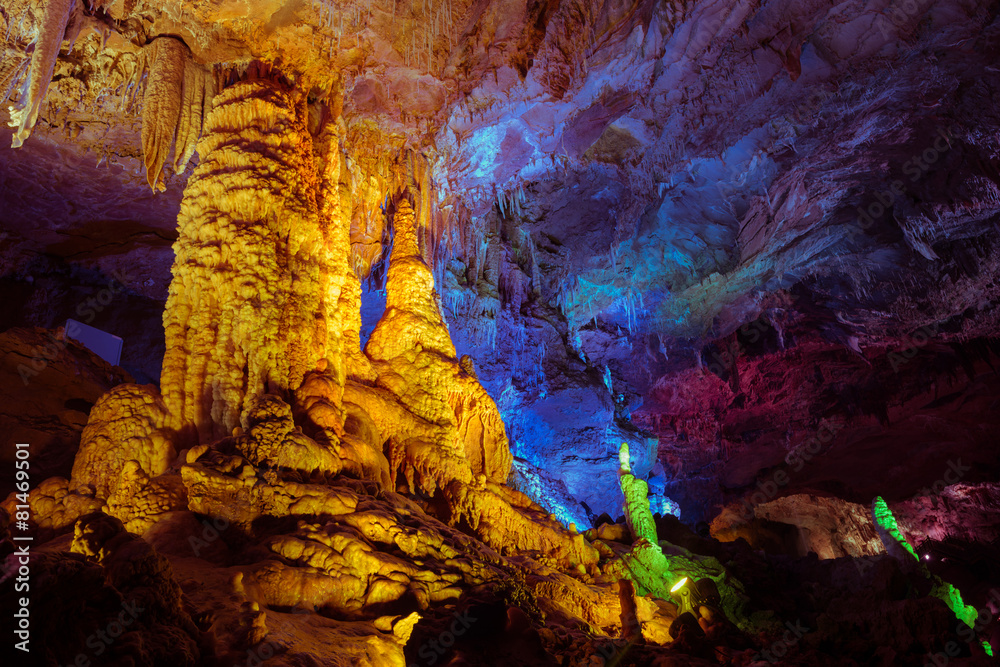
65,318,123,366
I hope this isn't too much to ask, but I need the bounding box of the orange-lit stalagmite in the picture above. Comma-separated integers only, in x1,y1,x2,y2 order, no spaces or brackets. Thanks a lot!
311,97,369,391
160,74,333,442
294,100,393,485
364,196,512,495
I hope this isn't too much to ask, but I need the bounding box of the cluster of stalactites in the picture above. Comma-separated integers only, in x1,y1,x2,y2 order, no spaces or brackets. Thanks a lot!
8,0,80,148
140,36,215,191
343,141,459,286
7,9,214,187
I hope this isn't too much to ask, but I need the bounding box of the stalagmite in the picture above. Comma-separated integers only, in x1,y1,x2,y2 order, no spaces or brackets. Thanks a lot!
872,497,981,635
294,97,394,485
365,195,512,494
160,74,334,442
71,384,175,499
607,444,750,629
618,442,658,544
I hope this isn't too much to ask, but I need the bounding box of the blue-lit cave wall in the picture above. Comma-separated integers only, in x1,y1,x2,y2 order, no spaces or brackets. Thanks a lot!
353,0,1000,529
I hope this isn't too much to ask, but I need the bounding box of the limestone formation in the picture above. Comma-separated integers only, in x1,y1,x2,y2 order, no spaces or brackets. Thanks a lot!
607,443,750,631
71,383,175,499
160,75,333,442
104,462,187,535
309,102,369,386
297,371,393,487
0,476,101,541
4,0,1000,662
366,197,512,495
140,37,186,191
237,393,343,479
444,479,599,567
180,450,360,531
8,0,78,148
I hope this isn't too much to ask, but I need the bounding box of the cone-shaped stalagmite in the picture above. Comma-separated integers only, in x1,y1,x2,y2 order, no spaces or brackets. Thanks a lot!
306,101,370,400
365,196,512,494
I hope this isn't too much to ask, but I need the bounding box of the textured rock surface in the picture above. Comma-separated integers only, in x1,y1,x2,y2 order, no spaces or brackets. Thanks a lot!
0,327,132,496
711,493,888,559
71,382,175,499
367,197,513,494
2,0,1000,662
159,75,332,441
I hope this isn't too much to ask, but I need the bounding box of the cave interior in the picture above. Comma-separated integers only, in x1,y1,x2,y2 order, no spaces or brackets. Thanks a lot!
2,0,1000,664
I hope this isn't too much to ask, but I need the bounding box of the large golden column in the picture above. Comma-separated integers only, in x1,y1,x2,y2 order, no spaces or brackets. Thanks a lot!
160,75,332,442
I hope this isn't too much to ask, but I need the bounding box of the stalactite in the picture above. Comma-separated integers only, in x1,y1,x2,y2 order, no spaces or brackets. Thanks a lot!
172,59,214,175
161,76,332,442
0,52,29,108
141,37,186,191
8,0,78,148
140,36,215,189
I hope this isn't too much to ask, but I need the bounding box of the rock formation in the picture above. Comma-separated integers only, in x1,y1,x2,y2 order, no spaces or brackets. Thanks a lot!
159,73,332,443
2,0,1000,663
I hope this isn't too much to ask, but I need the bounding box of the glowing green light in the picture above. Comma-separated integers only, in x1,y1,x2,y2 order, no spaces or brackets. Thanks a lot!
670,577,688,593
873,496,985,647
982,640,993,657
872,496,919,561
